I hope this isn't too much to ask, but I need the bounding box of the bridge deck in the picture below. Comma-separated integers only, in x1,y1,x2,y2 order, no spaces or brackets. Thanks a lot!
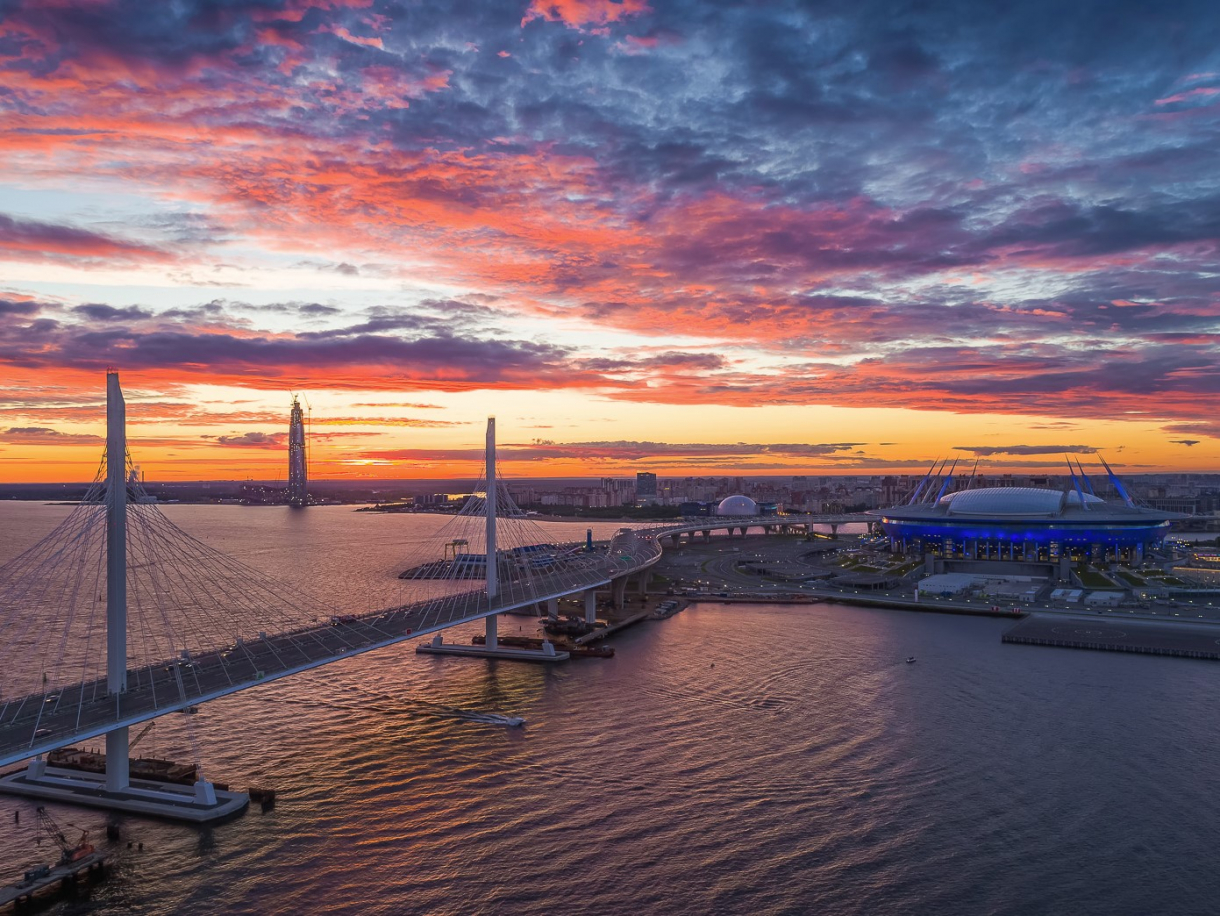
0,514,848,768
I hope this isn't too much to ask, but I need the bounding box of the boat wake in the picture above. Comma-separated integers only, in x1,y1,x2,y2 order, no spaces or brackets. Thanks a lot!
456,711,526,727
426,704,525,727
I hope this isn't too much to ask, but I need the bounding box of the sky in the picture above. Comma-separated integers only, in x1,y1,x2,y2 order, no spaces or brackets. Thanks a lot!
1,0,1219,482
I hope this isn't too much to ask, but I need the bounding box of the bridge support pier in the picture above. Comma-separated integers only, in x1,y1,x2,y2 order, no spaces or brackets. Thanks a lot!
636,571,648,594
105,727,129,792
486,613,498,650
546,598,559,619
612,576,628,610
583,589,597,624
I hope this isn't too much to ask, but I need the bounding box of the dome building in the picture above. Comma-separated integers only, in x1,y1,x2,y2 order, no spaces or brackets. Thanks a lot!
868,482,1179,565
716,495,758,516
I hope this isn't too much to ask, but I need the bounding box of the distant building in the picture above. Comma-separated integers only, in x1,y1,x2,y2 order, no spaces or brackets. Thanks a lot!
636,472,657,501
287,396,308,507
717,495,758,516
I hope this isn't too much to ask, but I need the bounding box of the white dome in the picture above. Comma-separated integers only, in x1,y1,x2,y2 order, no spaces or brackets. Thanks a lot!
717,495,758,516
938,486,1105,517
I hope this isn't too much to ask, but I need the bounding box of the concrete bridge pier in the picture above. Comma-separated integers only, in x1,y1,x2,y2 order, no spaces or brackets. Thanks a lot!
611,575,628,610
583,589,597,624
636,570,649,594
105,727,129,792
546,598,559,619
486,612,499,650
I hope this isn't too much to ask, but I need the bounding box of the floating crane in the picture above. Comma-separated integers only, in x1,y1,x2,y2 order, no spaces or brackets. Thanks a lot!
36,806,94,866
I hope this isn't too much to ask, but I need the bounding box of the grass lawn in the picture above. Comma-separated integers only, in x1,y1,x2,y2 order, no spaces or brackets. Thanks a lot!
1075,566,1116,588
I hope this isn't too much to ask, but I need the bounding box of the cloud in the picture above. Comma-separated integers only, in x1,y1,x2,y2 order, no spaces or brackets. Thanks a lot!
212,432,287,448
0,426,101,445
0,0,1219,450
0,213,168,264
522,0,651,31
356,439,866,463
953,444,1098,457
1171,439,1200,447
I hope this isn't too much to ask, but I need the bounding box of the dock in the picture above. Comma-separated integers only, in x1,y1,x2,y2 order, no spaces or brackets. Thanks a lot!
0,851,107,912
471,635,613,658
1003,614,1220,660
416,634,569,662
574,610,651,645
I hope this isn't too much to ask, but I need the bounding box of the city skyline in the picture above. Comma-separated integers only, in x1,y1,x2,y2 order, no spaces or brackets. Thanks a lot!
3,0,1220,481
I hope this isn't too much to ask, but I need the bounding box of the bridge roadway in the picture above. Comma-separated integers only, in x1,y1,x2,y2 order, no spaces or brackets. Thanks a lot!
0,514,862,769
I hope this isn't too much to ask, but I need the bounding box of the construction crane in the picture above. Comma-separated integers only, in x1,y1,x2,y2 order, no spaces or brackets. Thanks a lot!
35,806,94,866
128,720,155,754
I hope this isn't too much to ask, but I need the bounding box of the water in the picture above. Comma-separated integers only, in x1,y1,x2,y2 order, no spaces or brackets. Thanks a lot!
2,503,1220,915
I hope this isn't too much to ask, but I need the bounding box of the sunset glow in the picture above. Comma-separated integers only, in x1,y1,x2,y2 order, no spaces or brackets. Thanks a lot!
3,0,1219,481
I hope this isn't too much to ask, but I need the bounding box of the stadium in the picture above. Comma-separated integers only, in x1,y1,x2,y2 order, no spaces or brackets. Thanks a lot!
868,463,1180,568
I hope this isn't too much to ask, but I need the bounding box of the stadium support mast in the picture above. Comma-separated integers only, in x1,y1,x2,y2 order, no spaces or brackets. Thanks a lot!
287,395,308,507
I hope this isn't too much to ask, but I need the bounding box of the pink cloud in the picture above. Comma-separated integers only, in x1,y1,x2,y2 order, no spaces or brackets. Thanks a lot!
1155,86,1220,105
522,0,650,31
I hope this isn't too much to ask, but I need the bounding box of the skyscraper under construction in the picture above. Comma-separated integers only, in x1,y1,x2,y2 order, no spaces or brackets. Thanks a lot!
287,395,308,507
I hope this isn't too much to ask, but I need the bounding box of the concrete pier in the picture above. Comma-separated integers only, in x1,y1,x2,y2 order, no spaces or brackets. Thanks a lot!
416,634,569,662
0,764,248,823
1003,614,1220,660
573,610,651,645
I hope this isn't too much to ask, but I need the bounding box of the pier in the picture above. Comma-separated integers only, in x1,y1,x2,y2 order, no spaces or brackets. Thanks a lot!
416,633,570,662
0,762,248,823
1002,614,1220,660
0,851,107,913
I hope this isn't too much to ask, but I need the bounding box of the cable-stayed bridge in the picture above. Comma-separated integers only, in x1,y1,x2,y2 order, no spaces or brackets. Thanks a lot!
0,373,860,816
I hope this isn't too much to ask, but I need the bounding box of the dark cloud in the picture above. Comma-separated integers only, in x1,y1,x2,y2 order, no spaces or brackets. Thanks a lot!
213,431,287,448
75,304,154,322
358,439,868,463
954,445,1098,456
0,425,101,445
0,212,166,262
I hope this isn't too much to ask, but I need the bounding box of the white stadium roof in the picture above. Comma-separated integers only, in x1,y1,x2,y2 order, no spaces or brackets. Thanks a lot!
938,486,1105,517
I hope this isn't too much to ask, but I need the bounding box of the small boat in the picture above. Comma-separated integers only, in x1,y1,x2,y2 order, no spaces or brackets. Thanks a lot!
905,657,916,664
248,786,276,805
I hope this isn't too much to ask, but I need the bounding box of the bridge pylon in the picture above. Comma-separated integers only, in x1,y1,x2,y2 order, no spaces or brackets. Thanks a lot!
485,417,498,650
105,370,129,792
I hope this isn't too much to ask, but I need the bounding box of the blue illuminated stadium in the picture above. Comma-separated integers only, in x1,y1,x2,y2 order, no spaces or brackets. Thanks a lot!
868,463,1180,564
